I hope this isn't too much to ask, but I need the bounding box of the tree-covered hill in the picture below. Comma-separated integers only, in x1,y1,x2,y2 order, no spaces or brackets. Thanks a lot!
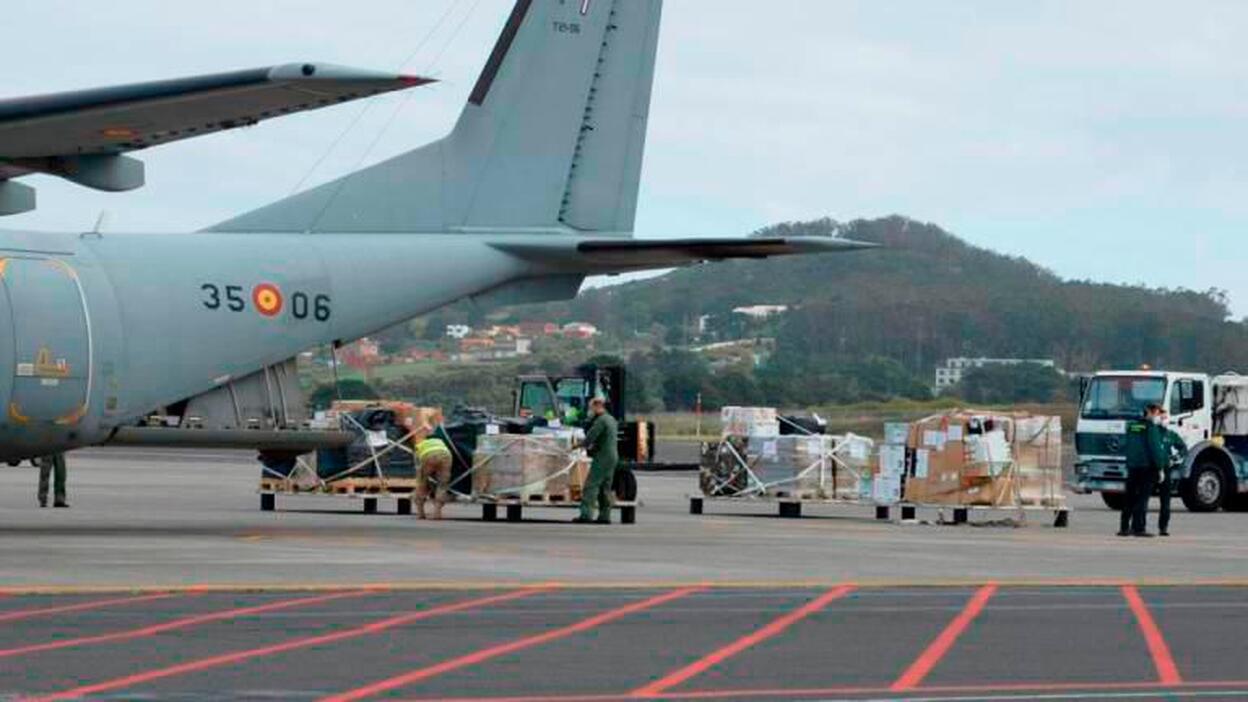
542,216,1243,378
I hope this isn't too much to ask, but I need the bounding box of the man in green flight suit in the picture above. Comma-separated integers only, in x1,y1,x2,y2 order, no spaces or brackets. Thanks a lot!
574,397,618,524
37,453,69,509
1119,404,1167,537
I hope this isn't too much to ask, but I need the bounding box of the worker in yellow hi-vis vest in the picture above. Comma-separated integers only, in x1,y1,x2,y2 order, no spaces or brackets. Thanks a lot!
415,436,454,520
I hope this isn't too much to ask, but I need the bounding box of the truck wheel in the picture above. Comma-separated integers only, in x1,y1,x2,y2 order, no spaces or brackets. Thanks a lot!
1182,463,1228,513
613,469,638,502
1101,492,1127,511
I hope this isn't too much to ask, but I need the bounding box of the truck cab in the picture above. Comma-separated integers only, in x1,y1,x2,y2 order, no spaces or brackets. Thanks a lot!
1075,370,1246,512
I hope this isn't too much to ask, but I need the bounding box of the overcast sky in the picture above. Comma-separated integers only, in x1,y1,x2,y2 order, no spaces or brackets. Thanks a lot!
5,1,1248,314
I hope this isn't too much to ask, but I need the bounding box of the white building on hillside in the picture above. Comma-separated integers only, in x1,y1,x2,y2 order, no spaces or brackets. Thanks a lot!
935,357,1059,390
732,305,789,319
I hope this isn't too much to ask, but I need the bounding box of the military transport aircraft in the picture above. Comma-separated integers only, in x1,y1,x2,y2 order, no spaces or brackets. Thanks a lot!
0,0,872,463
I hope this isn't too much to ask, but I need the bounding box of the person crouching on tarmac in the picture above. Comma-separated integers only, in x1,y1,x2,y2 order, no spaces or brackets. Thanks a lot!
415,435,453,520
1120,404,1167,538
574,397,619,525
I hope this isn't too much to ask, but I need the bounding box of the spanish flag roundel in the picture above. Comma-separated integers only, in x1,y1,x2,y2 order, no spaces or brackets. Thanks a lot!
252,283,284,317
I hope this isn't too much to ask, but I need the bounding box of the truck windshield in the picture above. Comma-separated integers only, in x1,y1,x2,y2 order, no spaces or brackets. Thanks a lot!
1081,376,1166,420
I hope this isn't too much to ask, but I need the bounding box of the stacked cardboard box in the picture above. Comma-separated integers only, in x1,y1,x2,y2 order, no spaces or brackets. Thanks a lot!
829,434,876,501
472,434,588,500
1013,415,1064,506
721,406,780,438
902,411,1064,509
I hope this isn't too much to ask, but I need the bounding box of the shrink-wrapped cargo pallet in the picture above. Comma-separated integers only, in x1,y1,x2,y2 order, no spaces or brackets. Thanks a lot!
471,434,589,502
699,433,876,502
902,411,1065,509
317,402,443,483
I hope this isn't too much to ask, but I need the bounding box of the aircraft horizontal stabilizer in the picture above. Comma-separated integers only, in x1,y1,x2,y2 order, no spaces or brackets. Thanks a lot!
493,236,879,274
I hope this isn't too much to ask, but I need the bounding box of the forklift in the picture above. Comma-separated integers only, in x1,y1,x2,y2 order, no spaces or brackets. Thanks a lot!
513,363,681,501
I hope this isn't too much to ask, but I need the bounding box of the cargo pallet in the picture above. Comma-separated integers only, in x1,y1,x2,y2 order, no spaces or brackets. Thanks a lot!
476,495,638,524
689,494,891,520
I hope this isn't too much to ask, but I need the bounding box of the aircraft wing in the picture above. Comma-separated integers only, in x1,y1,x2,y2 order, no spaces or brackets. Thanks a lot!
0,63,433,214
494,236,879,274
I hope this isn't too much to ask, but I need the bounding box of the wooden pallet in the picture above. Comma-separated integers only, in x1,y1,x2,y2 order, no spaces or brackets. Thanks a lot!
897,501,1070,528
325,478,420,495
770,490,823,501
258,477,421,496
476,491,582,505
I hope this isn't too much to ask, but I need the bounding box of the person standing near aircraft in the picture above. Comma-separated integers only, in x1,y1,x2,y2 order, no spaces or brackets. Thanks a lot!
37,453,69,508
415,435,453,520
1119,404,1167,537
1157,410,1188,537
575,398,619,525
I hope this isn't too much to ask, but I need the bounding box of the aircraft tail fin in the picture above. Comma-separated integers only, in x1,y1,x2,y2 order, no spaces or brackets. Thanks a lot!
210,0,663,234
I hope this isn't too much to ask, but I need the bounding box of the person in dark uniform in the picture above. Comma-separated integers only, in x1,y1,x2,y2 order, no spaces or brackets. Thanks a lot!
37,453,69,509
574,397,619,524
1119,404,1166,537
1157,411,1188,537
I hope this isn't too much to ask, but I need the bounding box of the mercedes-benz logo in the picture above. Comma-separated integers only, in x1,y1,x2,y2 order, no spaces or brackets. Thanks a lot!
1107,436,1122,452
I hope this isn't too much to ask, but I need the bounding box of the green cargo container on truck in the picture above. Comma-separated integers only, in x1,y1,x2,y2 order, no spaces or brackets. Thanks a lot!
1074,370,1248,512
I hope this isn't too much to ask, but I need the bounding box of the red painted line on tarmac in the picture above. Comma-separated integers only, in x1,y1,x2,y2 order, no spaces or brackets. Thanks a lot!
0,589,370,659
0,592,177,623
27,587,550,702
631,584,856,698
1123,584,1183,685
324,587,705,702
891,583,998,692
396,679,1248,702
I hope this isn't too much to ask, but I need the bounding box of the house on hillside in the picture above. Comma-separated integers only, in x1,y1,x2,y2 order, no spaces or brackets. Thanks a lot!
483,324,522,339
445,324,472,339
562,322,599,339
518,321,560,337
340,338,382,371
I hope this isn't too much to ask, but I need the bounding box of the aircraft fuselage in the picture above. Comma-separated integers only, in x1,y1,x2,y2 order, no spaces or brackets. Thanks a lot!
0,229,539,462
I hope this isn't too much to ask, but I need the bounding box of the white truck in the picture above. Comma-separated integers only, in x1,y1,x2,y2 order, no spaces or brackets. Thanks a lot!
1074,370,1248,512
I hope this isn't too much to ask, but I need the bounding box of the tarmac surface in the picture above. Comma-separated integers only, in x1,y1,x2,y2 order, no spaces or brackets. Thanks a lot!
3,448,1248,701
2,448,1247,589
1,584,1247,700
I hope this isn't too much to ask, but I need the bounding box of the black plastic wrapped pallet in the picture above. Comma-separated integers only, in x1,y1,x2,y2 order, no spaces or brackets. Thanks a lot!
779,415,827,436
